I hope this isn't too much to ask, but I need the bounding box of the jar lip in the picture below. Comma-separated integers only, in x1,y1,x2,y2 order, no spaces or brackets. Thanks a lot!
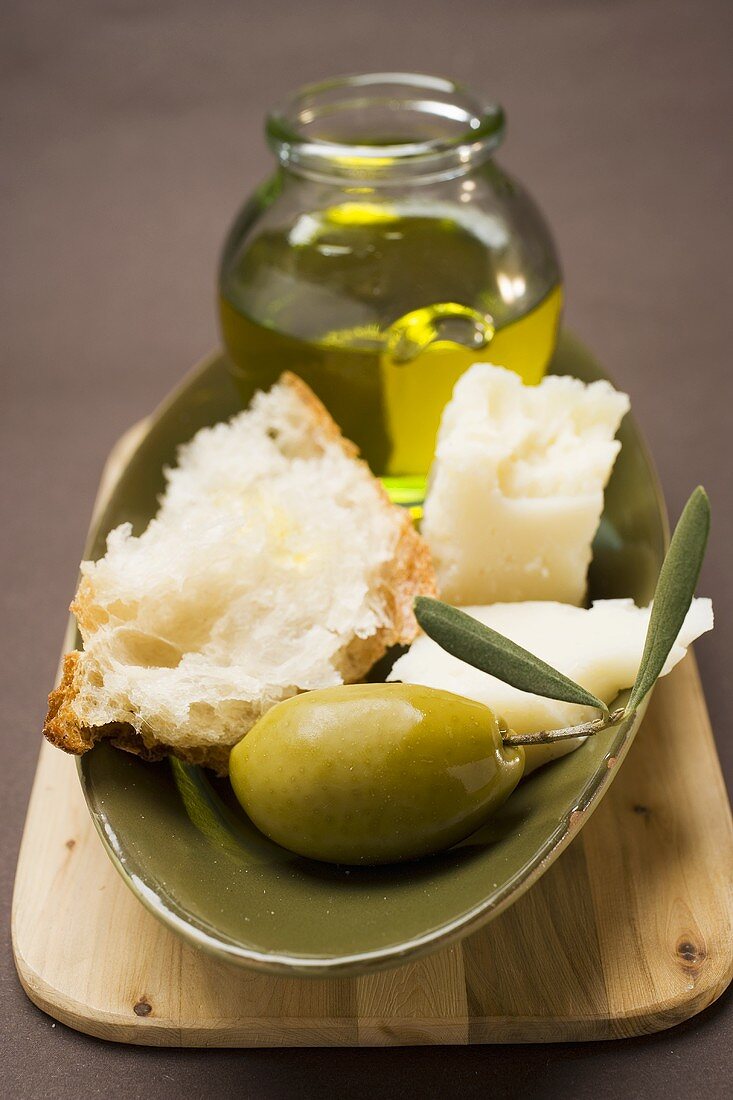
266,72,505,183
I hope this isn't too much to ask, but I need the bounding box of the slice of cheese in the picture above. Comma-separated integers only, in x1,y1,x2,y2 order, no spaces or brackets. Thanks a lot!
421,363,630,605
389,598,713,772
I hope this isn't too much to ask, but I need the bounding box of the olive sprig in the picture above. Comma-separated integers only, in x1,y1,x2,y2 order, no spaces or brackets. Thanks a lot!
414,487,711,747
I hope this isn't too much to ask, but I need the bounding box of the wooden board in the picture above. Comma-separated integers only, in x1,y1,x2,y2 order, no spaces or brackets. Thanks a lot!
12,427,733,1046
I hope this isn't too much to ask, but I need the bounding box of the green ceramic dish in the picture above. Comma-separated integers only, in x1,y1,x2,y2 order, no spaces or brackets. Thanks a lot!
78,332,667,977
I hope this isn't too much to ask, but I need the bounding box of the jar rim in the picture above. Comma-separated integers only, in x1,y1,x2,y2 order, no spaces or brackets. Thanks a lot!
266,72,505,183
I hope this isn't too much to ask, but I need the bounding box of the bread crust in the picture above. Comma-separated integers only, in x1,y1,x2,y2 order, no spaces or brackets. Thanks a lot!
280,370,436,659
280,371,360,458
45,652,94,756
43,651,233,773
43,372,436,774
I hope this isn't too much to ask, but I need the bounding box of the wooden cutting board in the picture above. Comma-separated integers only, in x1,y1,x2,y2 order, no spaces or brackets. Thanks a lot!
12,427,733,1046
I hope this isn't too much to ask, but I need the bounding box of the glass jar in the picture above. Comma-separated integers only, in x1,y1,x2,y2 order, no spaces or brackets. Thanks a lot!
218,73,562,506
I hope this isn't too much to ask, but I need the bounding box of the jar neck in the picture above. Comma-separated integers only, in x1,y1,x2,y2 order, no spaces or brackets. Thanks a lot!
266,72,505,187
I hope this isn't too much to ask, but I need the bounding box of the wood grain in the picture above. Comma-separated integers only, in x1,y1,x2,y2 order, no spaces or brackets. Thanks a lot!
11,427,733,1046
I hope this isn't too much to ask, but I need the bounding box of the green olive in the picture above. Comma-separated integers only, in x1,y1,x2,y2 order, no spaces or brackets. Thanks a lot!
229,684,524,866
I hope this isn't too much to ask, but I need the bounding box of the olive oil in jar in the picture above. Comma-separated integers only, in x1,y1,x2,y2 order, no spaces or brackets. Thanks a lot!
220,200,562,508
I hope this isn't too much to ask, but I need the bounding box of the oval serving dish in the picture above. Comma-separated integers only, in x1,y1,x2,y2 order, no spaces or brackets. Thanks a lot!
78,332,667,977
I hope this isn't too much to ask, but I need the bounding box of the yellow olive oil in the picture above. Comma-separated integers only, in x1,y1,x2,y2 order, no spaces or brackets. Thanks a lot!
219,202,562,507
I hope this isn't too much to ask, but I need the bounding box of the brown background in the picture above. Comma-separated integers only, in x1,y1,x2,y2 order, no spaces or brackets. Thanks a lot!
2,1,732,1096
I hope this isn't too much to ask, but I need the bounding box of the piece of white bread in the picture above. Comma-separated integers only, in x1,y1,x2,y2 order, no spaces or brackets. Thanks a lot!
389,598,714,773
44,373,435,773
422,363,630,605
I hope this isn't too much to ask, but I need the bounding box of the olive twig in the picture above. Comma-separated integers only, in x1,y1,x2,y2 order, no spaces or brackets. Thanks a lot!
501,707,628,747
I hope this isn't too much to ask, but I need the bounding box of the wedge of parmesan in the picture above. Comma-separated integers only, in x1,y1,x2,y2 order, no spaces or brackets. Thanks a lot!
389,598,713,772
421,363,630,605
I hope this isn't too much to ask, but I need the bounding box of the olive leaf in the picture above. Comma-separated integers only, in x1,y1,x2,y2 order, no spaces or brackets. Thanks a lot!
413,486,711,744
625,486,710,714
413,597,610,715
